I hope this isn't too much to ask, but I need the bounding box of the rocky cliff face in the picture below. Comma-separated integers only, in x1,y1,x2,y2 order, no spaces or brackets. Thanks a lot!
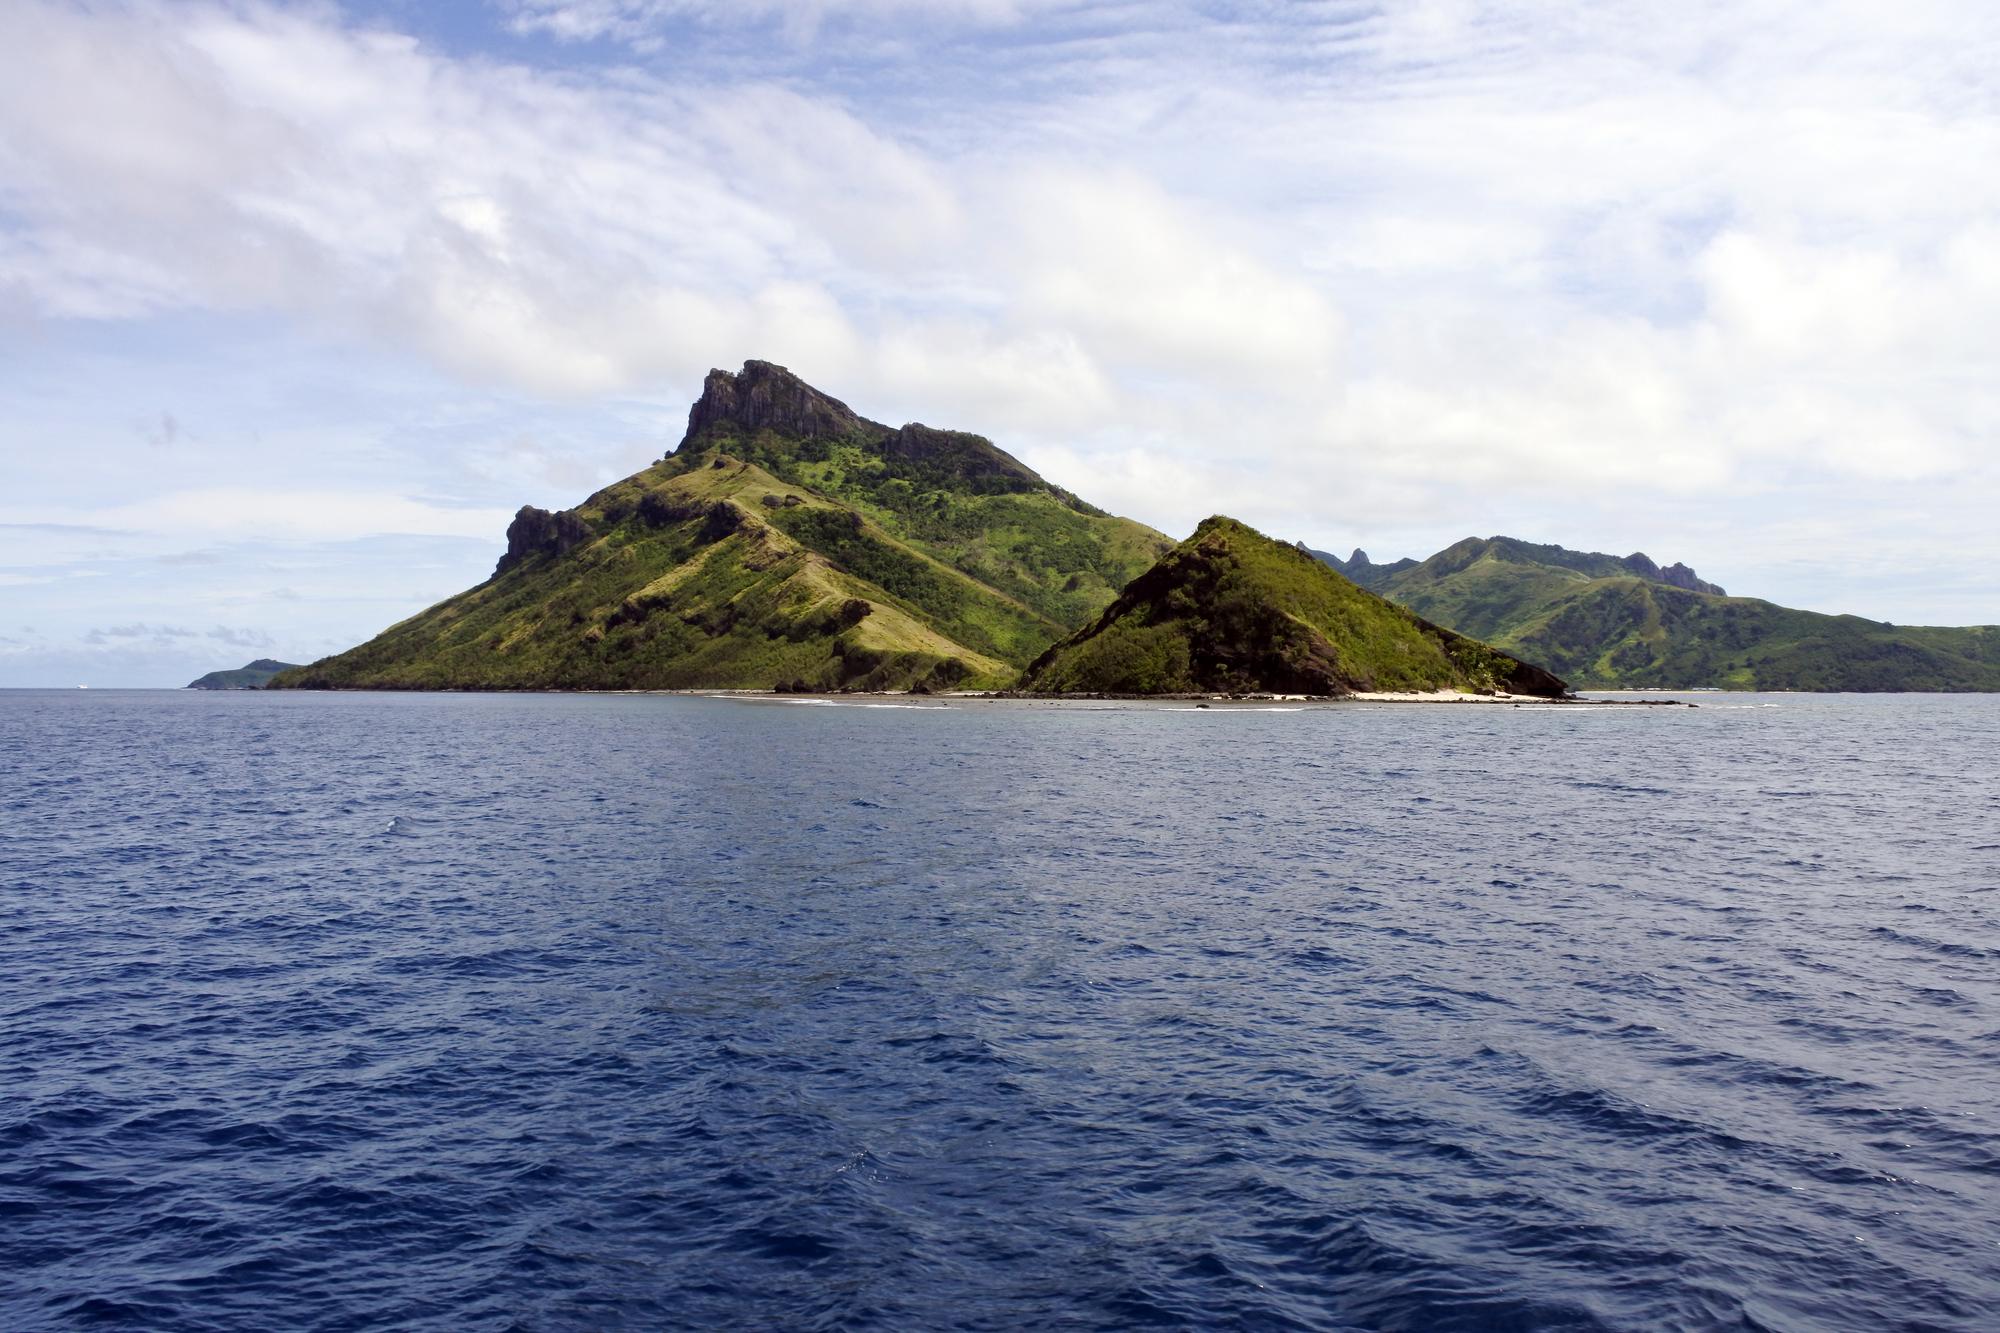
496,505,591,576
680,360,873,448
1618,552,1723,594
1657,561,1725,595
876,422,1044,492
677,362,1052,495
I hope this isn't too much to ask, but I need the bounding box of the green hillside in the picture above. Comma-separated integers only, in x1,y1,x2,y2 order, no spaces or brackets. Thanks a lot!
1022,517,1568,697
275,362,1171,693
676,361,1170,627
1312,537,2000,690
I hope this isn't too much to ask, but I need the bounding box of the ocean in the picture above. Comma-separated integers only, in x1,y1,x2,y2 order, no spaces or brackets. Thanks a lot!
2,689,1996,1330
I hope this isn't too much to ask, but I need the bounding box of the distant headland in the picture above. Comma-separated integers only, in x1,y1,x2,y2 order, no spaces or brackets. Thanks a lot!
186,659,301,690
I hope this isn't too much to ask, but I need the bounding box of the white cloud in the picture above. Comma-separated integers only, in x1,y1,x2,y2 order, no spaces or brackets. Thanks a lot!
1,0,1998,634
2,489,514,544
502,0,1051,47
1005,168,1344,387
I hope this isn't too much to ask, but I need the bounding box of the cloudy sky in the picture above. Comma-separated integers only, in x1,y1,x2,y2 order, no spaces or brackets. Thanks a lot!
3,0,1996,685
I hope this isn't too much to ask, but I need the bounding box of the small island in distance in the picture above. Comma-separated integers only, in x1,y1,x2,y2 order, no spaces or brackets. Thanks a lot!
186,659,302,690
270,361,1999,697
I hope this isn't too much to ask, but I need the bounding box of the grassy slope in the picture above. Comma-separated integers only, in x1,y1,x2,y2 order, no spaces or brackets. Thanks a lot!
687,426,1171,629
1383,547,1603,644
274,457,1028,692
1495,580,2000,691
1023,516,1568,696
275,361,1173,694
1373,543,2000,690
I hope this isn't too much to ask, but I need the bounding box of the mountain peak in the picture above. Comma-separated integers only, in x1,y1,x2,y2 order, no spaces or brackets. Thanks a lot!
1298,543,1416,590
679,360,875,451
1657,560,1725,596
1622,551,1663,580
1614,550,1724,594
671,360,1073,501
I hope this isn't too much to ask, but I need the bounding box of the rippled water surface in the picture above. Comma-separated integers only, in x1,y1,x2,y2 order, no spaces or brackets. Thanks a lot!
3,689,1998,1330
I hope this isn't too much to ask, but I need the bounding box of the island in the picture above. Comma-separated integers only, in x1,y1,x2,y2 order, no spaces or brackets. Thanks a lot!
271,363,1570,699
186,659,301,690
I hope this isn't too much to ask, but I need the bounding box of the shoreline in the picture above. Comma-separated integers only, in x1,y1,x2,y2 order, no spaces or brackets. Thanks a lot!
246,685,1698,707
674,688,1695,708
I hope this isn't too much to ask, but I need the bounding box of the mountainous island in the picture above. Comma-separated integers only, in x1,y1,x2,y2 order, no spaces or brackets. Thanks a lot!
272,360,1992,696
186,659,301,690
271,363,1558,698
1311,539,2000,691
275,363,1170,693
1024,518,1565,696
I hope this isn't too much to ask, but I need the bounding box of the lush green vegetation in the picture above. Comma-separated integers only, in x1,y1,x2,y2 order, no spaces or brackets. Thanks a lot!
789,453,1171,626
1328,537,2000,690
273,458,1018,693
275,364,1616,698
276,362,1183,695
682,381,1169,631
1499,581,2000,691
766,504,1060,663
1023,517,1567,697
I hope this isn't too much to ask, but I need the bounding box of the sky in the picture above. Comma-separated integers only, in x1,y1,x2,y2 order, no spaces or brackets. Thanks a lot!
2,0,1997,686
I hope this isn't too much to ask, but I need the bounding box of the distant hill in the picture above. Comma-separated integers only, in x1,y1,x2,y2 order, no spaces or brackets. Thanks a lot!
1022,517,1567,697
186,659,300,690
1306,537,2000,691
274,362,1173,692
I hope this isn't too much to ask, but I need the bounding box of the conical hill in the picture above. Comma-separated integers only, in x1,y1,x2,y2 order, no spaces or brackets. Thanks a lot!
1020,516,1570,697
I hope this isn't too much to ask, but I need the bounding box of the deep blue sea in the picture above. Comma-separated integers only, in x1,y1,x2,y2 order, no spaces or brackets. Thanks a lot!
3,689,1997,1331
